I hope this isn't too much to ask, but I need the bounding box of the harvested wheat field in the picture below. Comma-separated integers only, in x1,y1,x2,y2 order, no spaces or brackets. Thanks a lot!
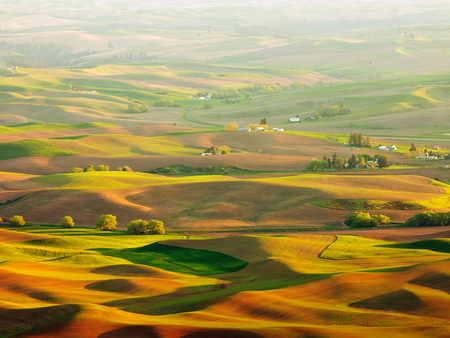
0,171,449,228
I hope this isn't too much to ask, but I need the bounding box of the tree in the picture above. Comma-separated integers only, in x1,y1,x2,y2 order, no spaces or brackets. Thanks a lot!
260,118,267,125
372,214,391,225
67,167,83,173
224,123,239,132
410,142,417,151
221,149,228,154
61,216,75,228
306,159,323,171
122,166,133,172
84,165,95,172
357,132,363,147
127,219,149,234
247,123,259,131
9,215,25,227
117,166,123,171
96,214,117,231
344,212,377,228
332,152,338,166
377,154,390,169
148,220,165,235
96,165,109,171
0,217,2,222
335,158,345,170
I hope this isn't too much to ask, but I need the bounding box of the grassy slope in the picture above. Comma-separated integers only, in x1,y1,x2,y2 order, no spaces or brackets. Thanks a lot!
0,227,449,337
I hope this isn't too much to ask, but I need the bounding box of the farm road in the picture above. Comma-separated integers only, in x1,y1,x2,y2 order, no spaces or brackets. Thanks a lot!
183,103,221,127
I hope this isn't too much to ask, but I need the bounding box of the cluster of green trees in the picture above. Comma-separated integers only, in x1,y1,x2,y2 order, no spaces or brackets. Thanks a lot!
344,212,391,228
405,211,450,227
204,146,229,155
348,133,372,148
67,165,133,173
127,103,148,114
148,164,250,175
95,214,165,235
242,83,281,95
315,102,350,118
127,219,165,235
154,99,181,107
306,153,389,171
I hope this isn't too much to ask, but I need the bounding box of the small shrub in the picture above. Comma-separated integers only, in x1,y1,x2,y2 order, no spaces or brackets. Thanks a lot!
96,214,117,231
122,166,133,172
0,217,2,222
61,216,75,228
9,215,25,227
67,167,83,173
117,166,123,171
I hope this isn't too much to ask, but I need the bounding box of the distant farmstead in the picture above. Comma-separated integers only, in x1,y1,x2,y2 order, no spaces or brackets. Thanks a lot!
255,127,267,132
239,127,251,132
271,128,285,132
289,118,300,123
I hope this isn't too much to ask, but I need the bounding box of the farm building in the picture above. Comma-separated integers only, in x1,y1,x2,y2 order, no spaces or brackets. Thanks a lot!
255,127,267,132
201,153,212,156
415,155,439,160
432,145,441,150
379,145,387,150
271,128,285,132
239,127,251,132
289,118,300,123
388,145,397,151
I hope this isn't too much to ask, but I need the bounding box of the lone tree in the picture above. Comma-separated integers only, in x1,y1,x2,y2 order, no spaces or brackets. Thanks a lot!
9,215,25,227
96,214,117,231
377,154,390,169
0,217,2,222
61,216,75,228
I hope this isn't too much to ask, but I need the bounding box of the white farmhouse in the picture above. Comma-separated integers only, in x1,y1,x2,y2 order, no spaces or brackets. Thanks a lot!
255,127,267,132
289,118,300,123
379,145,387,151
239,127,251,132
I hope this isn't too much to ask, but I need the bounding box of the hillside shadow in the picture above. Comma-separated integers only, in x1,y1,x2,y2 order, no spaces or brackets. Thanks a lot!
103,259,331,316
98,326,160,338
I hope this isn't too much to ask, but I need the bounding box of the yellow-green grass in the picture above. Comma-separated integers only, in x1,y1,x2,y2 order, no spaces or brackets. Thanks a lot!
48,134,202,157
30,171,229,189
5,122,118,132
259,174,445,200
321,235,450,260
0,139,76,160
